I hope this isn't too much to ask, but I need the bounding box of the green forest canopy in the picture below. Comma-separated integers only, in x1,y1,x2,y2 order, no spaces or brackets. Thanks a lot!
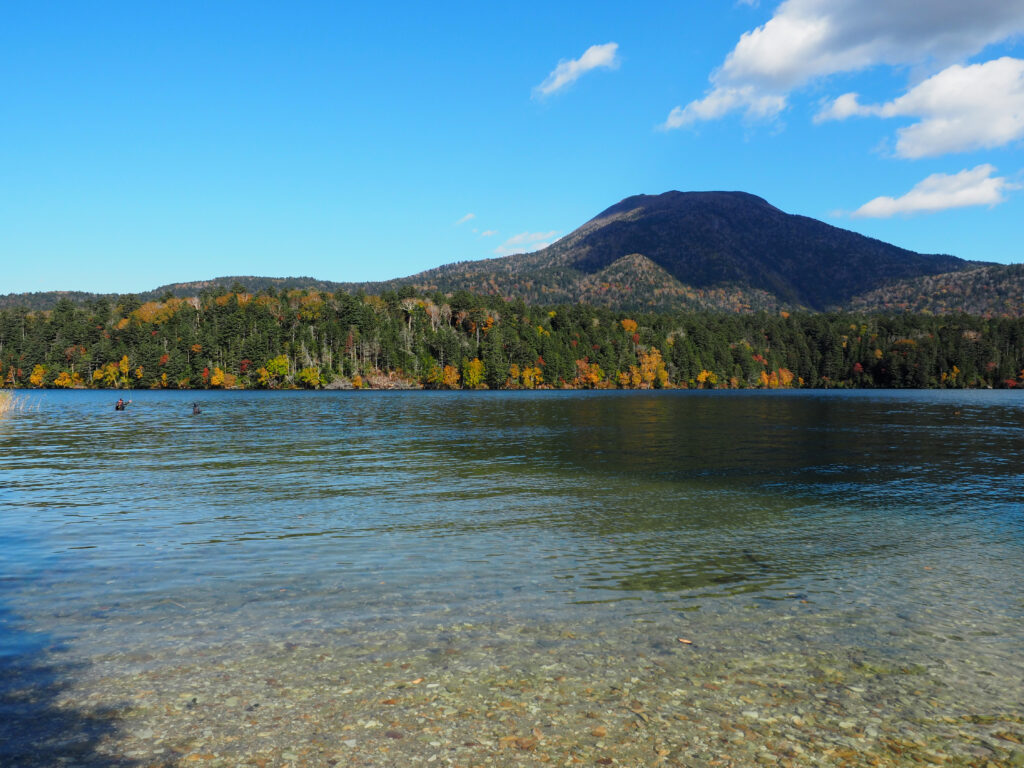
2,286,1023,390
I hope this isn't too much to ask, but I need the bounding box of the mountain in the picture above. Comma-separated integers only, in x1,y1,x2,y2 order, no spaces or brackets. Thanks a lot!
353,191,973,311
5,190,1017,314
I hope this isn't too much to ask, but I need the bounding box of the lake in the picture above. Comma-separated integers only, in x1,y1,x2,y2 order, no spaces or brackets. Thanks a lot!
1,389,1022,766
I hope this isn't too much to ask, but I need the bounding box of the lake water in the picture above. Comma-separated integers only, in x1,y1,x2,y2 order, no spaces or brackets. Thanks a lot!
1,389,1022,766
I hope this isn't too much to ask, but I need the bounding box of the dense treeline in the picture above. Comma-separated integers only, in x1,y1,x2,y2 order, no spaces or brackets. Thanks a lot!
2,285,1023,390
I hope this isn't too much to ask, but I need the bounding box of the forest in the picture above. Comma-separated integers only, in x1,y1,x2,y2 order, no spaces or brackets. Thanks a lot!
2,285,1023,390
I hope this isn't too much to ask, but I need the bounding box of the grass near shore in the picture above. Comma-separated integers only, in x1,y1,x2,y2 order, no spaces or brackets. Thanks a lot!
0,389,33,414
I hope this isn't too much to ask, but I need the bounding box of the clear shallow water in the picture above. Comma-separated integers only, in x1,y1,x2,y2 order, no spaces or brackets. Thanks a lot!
1,389,1023,766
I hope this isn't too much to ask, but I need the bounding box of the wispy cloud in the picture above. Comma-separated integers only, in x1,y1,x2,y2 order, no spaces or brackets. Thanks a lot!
494,230,558,256
480,229,498,237
454,213,475,226
662,0,1024,129
815,57,1024,158
852,165,1018,218
534,43,620,98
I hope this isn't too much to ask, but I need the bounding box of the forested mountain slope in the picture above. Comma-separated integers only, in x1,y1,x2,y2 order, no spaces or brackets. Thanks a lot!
847,264,1024,316
347,191,973,310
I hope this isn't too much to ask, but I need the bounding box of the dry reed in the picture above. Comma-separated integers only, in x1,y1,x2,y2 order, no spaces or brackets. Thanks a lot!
0,390,33,414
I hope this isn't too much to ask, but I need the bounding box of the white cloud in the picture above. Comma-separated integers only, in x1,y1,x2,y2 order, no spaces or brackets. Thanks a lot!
662,86,786,128
814,91,866,122
852,164,1018,217
664,0,1024,127
454,213,475,226
480,229,498,237
494,230,558,256
816,57,1024,157
534,43,619,98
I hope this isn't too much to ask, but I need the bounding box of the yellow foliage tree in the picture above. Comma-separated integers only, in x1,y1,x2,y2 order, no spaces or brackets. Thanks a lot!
627,365,643,388
266,355,289,378
696,369,718,388
462,358,485,389
621,318,638,333
131,300,183,325
520,366,542,389
29,365,46,387
97,361,125,388
638,348,668,388
297,367,321,388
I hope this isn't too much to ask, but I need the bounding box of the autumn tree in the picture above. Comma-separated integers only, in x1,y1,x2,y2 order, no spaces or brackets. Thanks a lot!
462,357,485,389
520,365,543,389
573,358,604,388
297,367,321,388
442,364,461,389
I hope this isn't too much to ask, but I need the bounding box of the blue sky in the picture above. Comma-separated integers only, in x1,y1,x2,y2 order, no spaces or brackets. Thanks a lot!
2,0,1023,294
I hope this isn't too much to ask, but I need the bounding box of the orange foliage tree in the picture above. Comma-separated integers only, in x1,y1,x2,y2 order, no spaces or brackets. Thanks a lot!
573,358,604,388
442,364,461,389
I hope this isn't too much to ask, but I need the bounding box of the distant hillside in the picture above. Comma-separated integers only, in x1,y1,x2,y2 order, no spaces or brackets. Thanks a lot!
0,290,116,311
345,191,973,311
0,277,347,311
848,264,1024,316
145,275,349,299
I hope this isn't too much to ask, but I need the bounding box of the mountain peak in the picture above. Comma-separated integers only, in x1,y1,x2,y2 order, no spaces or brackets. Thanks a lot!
593,190,780,221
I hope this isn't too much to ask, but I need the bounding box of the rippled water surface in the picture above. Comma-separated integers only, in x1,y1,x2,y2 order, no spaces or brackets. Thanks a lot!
2,389,1023,766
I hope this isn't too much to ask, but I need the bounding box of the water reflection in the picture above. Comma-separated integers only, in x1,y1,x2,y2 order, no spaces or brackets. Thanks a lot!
1,390,1023,632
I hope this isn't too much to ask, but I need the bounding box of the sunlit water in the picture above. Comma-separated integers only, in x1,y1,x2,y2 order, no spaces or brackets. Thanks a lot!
2,390,1023,765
